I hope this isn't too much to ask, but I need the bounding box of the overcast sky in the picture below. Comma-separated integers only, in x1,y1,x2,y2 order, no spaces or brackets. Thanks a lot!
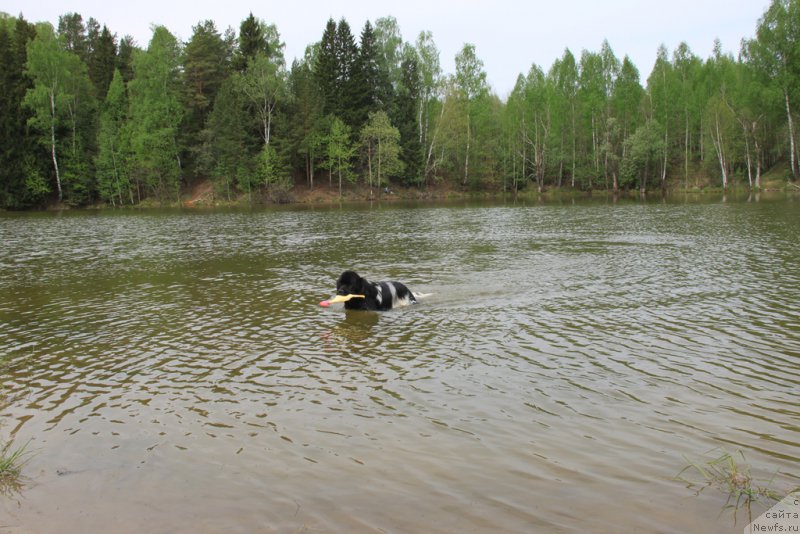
4,0,770,97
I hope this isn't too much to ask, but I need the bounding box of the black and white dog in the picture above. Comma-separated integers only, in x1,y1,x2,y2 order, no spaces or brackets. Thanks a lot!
336,270,418,311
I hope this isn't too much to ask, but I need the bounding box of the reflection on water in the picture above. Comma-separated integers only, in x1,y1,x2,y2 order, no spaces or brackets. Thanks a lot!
1,198,799,532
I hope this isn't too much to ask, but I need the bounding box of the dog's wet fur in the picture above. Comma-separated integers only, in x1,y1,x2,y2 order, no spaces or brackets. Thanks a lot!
336,270,417,311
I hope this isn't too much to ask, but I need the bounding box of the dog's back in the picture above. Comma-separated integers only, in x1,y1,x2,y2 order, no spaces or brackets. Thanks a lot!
373,281,417,310
337,271,418,311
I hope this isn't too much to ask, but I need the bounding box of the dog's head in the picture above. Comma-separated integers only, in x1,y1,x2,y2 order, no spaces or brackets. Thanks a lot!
336,270,367,296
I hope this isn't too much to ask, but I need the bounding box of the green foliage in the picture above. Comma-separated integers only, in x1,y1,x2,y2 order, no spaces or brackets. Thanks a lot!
257,142,291,198
238,51,286,146
234,13,284,72
454,43,488,101
743,0,800,181
314,18,358,123
287,54,324,188
315,18,339,118
235,13,264,72
360,110,403,188
349,20,385,129
2,3,800,207
117,35,136,84
88,25,116,99
205,76,250,199
95,69,131,205
324,116,357,195
57,13,88,60
182,20,231,155
127,25,184,202
621,119,664,190
397,49,423,184
24,22,96,204
0,15,41,208
415,30,443,183
374,16,404,93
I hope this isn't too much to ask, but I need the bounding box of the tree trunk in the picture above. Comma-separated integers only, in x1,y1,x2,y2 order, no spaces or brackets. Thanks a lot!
603,123,609,191
661,127,668,190
642,158,649,194
424,102,446,186
684,110,689,190
49,90,63,202
463,119,470,186
571,103,576,188
591,113,598,188
754,126,762,190
306,152,312,189
712,112,728,189
558,129,564,188
520,135,526,193
377,136,383,192
110,139,121,206
784,88,798,181
367,139,373,190
741,120,753,189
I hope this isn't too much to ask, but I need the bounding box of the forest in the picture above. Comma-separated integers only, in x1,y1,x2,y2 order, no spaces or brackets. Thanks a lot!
0,0,798,208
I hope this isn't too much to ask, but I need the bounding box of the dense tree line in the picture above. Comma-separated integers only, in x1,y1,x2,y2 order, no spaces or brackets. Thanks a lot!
0,1,798,208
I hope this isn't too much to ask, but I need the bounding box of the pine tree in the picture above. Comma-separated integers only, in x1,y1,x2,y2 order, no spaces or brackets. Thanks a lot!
315,18,339,117
235,13,265,72
57,13,88,61
205,77,250,200
288,54,323,188
349,20,385,129
0,16,39,207
335,18,358,125
183,19,231,175
117,35,136,84
397,49,422,184
88,25,117,99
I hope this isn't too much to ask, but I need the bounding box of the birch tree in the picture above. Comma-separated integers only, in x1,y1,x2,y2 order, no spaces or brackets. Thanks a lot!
239,51,286,150
579,50,605,188
95,69,131,205
415,31,443,183
672,43,701,189
646,45,675,190
24,23,88,202
360,110,403,190
523,65,551,192
704,45,740,189
553,49,579,187
610,57,644,191
744,0,800,181
454,43,488,186
325,117,356,197
127,25,184,201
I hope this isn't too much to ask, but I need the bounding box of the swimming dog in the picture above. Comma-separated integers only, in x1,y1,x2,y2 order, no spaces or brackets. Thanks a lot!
335,270,418,311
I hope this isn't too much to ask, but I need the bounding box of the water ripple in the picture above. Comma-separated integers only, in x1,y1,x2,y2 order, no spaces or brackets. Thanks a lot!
1,201,799,532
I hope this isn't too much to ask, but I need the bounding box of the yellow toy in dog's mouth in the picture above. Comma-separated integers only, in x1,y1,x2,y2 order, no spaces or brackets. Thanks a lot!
319,294,365,307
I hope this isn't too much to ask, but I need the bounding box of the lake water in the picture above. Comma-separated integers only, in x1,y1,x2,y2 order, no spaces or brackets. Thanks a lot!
1,196,799,532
